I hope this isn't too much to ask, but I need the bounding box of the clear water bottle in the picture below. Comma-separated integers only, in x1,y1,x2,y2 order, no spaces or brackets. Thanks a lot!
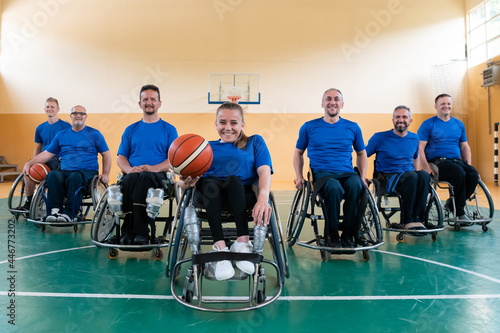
107,184,123,217
184,204,200,254
146,188,164,218
253,224,267,255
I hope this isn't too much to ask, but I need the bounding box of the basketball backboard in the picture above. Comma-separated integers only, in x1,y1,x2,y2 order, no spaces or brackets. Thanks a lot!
208,73,260,104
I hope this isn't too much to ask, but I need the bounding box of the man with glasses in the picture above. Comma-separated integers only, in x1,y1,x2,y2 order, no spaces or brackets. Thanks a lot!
23,105,111,222
17,97,71,211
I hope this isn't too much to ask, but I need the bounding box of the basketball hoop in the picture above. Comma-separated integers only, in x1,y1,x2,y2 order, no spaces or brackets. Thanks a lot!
225,87,243,104
227,96,241,103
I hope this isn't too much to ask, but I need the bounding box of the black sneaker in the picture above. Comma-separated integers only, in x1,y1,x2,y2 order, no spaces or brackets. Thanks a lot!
327,230,341,248
133,234,149,245
120,233,134,245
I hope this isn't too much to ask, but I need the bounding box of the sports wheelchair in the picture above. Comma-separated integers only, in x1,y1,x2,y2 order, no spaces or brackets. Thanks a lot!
430,163,494,232
7,173,30,220
286,172,384,262
27,175,107,232
91,173,179,261
165,187,289,312
368,170,445,243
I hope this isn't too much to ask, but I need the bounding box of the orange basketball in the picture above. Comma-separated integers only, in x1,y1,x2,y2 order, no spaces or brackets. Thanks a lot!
169,134,213,177
29,163,49,184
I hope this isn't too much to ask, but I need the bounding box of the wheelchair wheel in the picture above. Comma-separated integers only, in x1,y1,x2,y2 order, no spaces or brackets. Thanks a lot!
167,190,190,280
359,190,383,246
424,187,444,229
286,182,310,246
8,174,26,215
30,181,48,221
270,192,289,279
92,191,116,243
90,175,108,208
268,205,286,285
465,180,494,221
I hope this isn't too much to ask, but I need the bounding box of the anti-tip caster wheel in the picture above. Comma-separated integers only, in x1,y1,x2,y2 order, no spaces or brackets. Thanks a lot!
396,233,405,243
482,225,488,232
257,290,266,304
454,223,461,231
108,248,118,260
431,232,437,242
362,250,370,262
154,248,164,261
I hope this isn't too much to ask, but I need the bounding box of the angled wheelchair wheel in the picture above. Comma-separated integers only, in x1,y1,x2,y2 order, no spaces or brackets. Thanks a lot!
465,180,494,221
90,175,108,208
360,189,383,246
424,187,444,229
166,189,190,280
270,192,289,280
267,198,286,285
286,182,310,246
92,191,116,243
30,181,48,221
8,174,27,216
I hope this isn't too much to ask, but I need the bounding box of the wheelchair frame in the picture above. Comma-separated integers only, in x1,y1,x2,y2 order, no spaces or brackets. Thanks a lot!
90,175,179,261
286,174,384,262
26,175,107,232
369,176,445,243
165,187,288,312
433,178,494,232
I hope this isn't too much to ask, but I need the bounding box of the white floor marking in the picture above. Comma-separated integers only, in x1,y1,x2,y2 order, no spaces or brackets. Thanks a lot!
373,249,500,284
0,245,95,265
1,291,500,301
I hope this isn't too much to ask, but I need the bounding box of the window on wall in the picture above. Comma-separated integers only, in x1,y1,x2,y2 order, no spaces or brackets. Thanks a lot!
468,0,500,67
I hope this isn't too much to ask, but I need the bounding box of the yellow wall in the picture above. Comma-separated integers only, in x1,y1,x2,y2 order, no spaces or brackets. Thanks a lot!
466,55,500,182
1,0,477,185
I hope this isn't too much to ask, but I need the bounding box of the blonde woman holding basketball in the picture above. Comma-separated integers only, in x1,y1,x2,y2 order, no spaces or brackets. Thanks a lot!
180,102,273,281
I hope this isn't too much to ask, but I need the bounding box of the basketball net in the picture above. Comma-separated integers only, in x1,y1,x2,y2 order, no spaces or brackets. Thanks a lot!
227,96,241,103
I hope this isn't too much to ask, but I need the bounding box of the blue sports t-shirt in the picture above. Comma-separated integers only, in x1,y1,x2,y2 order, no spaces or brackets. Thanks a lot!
296,117,365,173
417,116,467,160
34,119,71,155
46,126,109,171
117,119,178,167
203,135,273,185
366,130,419,173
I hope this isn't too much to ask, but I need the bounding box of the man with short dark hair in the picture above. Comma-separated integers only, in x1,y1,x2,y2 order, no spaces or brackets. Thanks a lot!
418,94,478,221
117,84,178,245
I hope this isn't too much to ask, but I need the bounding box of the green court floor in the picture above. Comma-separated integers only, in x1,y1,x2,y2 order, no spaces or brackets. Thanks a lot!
1,191,500,332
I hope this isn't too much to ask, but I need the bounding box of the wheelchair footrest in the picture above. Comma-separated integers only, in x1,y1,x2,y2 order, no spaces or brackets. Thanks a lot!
192,252,263,265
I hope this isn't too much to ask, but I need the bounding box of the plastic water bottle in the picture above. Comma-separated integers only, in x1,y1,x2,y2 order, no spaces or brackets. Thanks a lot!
146,188,164,218
107,184,123,217
184,204,200,254
253,224,267,255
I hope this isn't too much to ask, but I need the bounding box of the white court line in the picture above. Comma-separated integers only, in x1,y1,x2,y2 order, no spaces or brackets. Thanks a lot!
373,250,500,284
0,246,95,265
1,291,500,301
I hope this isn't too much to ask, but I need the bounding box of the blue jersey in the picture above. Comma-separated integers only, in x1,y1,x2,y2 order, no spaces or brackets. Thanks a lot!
46,126,109,171
117,119,178,167
417,116,467,160
366,130,419,173
203,135,273,185
296,117,365,173
34,119,71,156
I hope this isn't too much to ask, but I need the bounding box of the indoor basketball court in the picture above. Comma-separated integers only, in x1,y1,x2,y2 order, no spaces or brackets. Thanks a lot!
2,0,500,332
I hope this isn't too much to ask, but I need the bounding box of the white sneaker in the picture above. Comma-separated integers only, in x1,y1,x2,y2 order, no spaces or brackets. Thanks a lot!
457,214,472,222
45,208,60,222
56,213,76,223
230,241,255,275
211,244,235,281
